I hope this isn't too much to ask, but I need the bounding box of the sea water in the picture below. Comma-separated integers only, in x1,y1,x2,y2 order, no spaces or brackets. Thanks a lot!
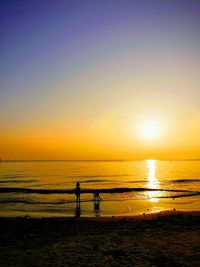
0,160,199,217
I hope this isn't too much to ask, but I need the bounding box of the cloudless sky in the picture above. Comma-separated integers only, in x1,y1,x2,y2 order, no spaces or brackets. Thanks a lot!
1,0,200,160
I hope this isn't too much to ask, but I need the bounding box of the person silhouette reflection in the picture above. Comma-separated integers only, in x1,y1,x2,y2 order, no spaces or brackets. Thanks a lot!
75,200,81,217
93,190,101,217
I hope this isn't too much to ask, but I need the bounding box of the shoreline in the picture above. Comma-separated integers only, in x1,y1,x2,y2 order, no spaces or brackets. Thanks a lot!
0,195,199,218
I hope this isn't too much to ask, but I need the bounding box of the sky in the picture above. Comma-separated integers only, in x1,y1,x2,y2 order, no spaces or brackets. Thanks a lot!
1,0,200,160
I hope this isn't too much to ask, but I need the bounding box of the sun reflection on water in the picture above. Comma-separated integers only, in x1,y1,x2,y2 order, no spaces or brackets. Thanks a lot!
146,160,159,202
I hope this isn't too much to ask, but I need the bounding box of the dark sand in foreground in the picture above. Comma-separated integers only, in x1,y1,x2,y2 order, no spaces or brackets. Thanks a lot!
0,211,199,267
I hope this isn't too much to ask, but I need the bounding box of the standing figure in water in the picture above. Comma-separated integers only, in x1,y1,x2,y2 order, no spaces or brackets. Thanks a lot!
93,190,101,217
74,182,81,217
75,182,81,204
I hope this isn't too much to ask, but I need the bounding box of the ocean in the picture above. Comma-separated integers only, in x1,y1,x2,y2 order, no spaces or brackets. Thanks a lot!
0,160,199,217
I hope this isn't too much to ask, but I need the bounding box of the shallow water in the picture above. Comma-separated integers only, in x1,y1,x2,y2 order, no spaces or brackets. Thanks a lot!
0,160,199,217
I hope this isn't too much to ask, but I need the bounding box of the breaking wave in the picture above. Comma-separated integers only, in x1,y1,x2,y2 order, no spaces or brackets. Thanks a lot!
171,179,200,183
0,186,199,195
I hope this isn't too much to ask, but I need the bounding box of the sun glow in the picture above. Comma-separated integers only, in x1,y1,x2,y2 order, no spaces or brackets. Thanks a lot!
141,120,161,139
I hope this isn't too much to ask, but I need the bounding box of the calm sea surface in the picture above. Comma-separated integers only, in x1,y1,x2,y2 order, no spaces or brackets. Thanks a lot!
0,160,199,217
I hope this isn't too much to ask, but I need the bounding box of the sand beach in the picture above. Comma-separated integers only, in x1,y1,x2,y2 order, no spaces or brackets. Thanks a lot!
0,210,199,267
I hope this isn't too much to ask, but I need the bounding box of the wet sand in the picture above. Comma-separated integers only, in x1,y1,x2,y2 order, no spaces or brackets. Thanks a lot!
0,211,199,267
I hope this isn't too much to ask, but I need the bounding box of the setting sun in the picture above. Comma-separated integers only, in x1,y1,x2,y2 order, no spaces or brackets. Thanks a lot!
141,120,161,139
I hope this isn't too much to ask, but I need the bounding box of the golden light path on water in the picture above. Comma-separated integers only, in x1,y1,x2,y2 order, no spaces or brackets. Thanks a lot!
146,160,159,202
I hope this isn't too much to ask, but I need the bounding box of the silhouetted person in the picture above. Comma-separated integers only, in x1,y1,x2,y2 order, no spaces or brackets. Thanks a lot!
93,190,101,217
75,182,81,203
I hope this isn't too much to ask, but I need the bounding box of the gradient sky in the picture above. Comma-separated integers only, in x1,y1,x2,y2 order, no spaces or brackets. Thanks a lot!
1,0,200,160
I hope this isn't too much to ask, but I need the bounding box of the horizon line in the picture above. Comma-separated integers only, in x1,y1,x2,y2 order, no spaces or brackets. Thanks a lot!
1,159,200,162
